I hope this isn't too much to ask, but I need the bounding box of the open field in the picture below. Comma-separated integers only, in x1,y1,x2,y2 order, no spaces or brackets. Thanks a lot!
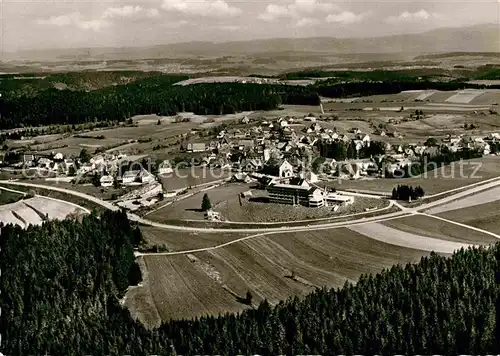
324,89,500,106
159,167,231,192
215,190,387,223
147,183,251,221
0,183,107,213
381,215,497,245
147,181,387,223
0,188,23,205
350,216,492,253
127,227,435,325
18,121,199,157
140,225,250,251
324,156,500,195
0,196,87,227
27,179,138,201
436,200,500,235
445,90,486,104
425,186,500,214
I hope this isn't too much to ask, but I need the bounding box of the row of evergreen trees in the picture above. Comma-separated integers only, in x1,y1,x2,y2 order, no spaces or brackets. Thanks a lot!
316,140,386,160
2,210,499,355
391,185,425,201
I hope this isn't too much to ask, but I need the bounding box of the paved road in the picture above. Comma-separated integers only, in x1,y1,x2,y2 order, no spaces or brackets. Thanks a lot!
3,177,500,246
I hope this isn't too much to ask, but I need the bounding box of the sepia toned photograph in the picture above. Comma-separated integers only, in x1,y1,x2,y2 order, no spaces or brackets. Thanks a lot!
1,0,499,354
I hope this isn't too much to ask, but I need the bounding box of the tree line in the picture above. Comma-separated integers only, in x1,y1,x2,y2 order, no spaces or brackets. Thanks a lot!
0,75,315,129
392,146,483,178
391,185,425,201
316,140,386,160
2,70,498,130
2,210,498,355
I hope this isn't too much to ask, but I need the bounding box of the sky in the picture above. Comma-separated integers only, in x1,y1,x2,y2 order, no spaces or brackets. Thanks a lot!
0,0,498,52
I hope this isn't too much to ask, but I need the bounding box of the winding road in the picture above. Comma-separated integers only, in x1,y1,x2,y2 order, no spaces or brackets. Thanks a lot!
2,177,500,256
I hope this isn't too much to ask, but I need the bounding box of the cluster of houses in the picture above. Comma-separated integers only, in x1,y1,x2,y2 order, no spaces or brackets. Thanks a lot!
176,115,500,208
10,151,156,187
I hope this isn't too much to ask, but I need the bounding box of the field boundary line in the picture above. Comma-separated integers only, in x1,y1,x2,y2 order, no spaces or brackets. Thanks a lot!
0,185,91,215
418,212,500,241
134,213,414,257
424,175,500,200
0,186,28,196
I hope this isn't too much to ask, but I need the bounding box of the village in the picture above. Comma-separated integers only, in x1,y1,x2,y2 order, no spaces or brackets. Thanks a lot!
2,108,499,222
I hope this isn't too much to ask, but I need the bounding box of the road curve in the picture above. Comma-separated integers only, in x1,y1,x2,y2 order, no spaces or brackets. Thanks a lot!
3,177,500,234
0,180,409,233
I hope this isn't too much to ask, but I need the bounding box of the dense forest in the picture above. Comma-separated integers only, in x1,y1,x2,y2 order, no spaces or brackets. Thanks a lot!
2,211,499,355
0,74,315,129
1,69,499,130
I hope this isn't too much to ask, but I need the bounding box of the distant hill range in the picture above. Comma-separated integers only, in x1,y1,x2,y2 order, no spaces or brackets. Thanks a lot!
3,23,499,62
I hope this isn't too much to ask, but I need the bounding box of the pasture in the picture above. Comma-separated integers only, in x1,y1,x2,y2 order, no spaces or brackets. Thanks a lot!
0,188,23,205
380,215,497,245
146,181,387,223
147,183,251,222
436,200,500,235
159,167,231,192
0,196,87,228
20,121,199,157
126,227,434,326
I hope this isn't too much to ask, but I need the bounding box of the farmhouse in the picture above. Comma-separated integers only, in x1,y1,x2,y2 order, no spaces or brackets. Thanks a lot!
187,143,207,152
266,183,324,207
279,160,294,178
122,169,156,185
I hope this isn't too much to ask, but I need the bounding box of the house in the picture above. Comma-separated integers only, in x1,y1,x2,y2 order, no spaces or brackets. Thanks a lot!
289,177,310,188
100,175,114,187
245,158,264,172
187,143,207,152
237,139,254,150
338,134,350,143
263,149,271,162
387,130,403,139
299,170,319,183
279,160,294,178
122,170,140,185
309,123,322,132
325,193,354,206
258,175,279,188
423,146,439,157
38,157,53,169
53,152,64,161
231,172,253,183
23,154,35,164
122,169,155,185
356,134,371,146
266,183,324,207
159,160,173,175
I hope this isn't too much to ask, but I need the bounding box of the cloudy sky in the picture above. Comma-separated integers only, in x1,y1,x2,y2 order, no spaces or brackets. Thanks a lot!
1,0,498,52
